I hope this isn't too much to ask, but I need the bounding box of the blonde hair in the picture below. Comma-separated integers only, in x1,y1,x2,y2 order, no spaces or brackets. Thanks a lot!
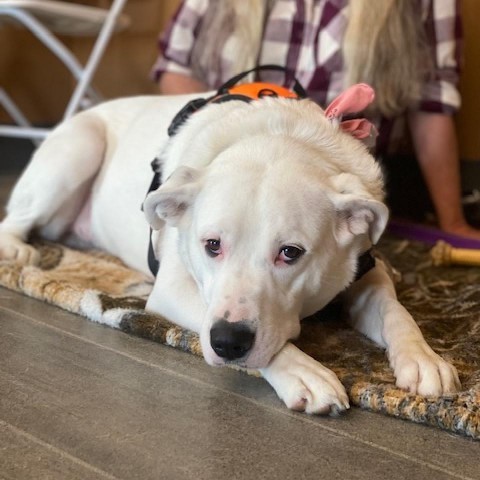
190,0,432,116
343,0,432,117
191,0,269,84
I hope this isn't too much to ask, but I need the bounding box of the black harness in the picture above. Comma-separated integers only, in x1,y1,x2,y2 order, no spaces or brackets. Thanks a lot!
144,65,375,282
145,162,163,276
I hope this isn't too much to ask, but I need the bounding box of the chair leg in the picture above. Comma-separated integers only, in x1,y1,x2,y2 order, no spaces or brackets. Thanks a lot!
0,88,45,144
0,0,128,141
0,88,32,129
0,7,100,104
63,0,128,119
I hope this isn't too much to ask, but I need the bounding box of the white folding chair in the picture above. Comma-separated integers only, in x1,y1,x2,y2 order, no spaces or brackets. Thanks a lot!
0,0,129,142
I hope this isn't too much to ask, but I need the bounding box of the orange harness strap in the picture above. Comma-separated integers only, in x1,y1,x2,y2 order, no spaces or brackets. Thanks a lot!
167,65,306,137
217,82,300,101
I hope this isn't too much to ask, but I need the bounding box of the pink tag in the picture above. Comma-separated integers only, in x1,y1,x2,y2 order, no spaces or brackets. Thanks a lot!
340,118,377,140
324,84,377,140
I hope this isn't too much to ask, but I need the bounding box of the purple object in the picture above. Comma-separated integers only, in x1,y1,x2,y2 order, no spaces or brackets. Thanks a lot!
387,219,480,250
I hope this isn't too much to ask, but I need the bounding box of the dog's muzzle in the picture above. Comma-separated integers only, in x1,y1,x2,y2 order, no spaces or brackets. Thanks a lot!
210,320,255,361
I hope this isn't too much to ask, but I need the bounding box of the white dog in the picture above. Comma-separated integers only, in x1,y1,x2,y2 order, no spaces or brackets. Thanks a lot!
0,83,460,414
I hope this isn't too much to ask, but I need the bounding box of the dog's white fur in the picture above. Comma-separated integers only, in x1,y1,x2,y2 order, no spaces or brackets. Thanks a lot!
0,94,460,414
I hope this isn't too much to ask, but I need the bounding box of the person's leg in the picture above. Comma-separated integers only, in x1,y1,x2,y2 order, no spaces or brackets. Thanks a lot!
408,111,480,239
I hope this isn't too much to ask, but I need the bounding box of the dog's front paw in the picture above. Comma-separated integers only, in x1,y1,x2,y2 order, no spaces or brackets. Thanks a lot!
0,232,39,265
261,343,349,415
390,341,461,396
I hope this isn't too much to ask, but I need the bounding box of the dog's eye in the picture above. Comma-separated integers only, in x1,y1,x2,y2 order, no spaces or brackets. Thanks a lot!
205,239,222,257
278,245,305,264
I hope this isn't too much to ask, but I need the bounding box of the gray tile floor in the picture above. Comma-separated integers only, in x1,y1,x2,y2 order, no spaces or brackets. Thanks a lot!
1,169,480,480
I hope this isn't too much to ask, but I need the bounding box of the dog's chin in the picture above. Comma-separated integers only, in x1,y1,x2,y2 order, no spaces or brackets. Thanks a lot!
203,352,225,367
202,348,271,369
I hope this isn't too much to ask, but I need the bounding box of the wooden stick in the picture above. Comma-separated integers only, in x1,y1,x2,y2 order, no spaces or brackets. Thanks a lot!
430,240,480,267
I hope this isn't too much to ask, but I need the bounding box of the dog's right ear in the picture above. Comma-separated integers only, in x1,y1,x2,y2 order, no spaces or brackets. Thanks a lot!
331,194,389,246
143,166,202,229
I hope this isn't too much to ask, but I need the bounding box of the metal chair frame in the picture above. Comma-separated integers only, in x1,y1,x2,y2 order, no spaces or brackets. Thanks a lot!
0,0,129,142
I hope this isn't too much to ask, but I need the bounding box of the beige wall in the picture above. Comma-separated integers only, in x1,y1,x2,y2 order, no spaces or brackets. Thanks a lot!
1,0,479,160
456,0,480,160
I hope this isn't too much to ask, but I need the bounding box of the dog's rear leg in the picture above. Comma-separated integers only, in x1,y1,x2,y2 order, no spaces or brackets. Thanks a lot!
0,111,106,264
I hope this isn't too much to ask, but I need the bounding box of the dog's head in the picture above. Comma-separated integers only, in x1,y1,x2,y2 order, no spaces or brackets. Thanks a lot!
143,102,388,369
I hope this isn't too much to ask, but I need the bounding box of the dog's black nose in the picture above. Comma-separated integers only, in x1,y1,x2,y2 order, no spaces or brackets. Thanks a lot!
210,320,255,360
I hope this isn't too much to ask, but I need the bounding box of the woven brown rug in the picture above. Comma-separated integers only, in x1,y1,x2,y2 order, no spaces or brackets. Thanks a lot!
0,235,479,440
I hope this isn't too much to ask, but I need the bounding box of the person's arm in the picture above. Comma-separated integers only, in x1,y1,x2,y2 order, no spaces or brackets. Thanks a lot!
158,72,208,95
152,0,209,95
408,111,480,238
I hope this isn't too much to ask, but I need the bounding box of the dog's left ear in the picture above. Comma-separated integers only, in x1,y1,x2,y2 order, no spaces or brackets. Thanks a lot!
143,166,202,229
332,195,389,246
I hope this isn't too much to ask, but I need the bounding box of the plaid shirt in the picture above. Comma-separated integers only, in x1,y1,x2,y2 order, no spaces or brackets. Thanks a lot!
153,0,463,152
